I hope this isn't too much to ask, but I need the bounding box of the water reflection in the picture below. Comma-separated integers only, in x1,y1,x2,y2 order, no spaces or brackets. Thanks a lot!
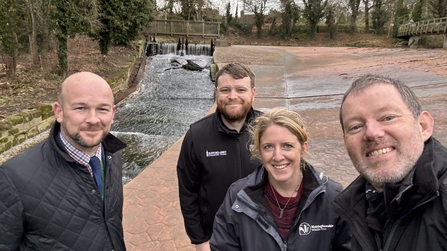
112,54,215,184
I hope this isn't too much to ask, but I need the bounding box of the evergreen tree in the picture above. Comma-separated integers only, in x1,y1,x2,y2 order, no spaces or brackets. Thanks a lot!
411,0,424,21
226,2,233,25
392,0,409,37
97,0,154,56
429,0,447,17
371,0,390,34
49,0,98,76
180,0,197,20
235,4,238,21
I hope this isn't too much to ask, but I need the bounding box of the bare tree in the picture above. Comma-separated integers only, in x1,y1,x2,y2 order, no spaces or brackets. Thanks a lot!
302,0,328,38
25,0,40,68
244,0,268,37
363,0,370,31
348,0,361,33
0,0,21,76
178,0,213,20
280,0,300,37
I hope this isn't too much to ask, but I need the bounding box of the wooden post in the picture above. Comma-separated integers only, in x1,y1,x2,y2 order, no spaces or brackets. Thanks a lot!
443,34,447,48
388,22,394,38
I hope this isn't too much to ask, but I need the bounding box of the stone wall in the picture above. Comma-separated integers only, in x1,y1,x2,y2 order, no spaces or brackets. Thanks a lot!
0,104,54,154
0,41,146,162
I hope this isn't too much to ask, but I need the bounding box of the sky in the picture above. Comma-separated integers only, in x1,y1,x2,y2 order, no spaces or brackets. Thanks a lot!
156,0,283,16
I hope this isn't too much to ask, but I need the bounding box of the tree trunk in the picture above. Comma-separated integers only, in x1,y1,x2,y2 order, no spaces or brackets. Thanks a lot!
363,0,370,32
5,17,19,76
27,0,40,68
56,31,68,78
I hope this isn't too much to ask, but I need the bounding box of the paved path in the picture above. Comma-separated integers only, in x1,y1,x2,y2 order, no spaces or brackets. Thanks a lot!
122,46,447,250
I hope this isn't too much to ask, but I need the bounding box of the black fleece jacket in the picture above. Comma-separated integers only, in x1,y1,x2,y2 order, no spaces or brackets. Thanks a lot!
177,108,262,244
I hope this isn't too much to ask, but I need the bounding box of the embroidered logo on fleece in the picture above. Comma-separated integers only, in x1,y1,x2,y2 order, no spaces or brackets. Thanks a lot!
299,222,334,235
206,150,227,157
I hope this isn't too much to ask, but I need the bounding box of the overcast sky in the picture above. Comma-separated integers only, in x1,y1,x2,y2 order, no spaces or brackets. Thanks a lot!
156,0,283,16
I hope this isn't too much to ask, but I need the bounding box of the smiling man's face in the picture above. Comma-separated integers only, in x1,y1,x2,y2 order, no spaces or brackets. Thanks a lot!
341,83,432,190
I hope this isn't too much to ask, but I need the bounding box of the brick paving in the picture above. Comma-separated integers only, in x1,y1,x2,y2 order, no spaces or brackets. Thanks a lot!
122,46,447,250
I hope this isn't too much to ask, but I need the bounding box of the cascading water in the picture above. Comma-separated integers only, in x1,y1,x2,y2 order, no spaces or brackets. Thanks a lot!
146,42,215,56
112,53,215,184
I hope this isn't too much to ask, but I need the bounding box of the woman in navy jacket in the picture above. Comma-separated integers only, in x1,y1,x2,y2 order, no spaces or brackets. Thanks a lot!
210,107,350,251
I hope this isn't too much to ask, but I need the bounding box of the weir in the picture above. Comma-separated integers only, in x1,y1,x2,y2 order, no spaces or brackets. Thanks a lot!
144,37,215,56
112,54,215,184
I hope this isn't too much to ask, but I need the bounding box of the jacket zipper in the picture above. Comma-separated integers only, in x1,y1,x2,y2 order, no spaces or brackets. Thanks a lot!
236,137,242,177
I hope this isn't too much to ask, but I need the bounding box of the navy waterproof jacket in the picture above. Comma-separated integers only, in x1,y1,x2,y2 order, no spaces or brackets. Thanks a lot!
0,122,127,250
177,108,262,244
210,164,351,251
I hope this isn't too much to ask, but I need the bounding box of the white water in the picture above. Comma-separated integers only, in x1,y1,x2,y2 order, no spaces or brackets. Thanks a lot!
112,54,214,184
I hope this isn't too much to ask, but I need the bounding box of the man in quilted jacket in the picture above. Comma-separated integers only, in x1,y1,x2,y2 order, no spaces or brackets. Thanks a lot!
0,72,127,250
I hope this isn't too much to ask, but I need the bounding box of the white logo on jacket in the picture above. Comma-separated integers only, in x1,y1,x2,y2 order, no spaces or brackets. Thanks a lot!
299,222,334,235
206,150,227,157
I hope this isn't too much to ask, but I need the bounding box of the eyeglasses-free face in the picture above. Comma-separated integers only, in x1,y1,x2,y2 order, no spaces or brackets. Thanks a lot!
215,86,252,95
214,74,255,127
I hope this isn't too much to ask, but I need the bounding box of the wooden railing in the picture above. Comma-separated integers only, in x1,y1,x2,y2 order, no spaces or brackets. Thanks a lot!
397,17,447,37
147,20,220,38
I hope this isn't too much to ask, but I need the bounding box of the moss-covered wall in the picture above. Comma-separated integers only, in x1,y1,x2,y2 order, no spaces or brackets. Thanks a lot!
0,104,54,154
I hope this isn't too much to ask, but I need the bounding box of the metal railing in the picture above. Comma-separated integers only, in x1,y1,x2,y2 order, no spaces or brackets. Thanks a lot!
397,17,447,37
147,20,220,38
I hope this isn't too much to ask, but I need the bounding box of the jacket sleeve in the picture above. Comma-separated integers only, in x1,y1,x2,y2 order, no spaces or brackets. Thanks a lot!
176,129,208,244
210,185,241,251
332,215,351,251
326,179,351,251
0,167,24,250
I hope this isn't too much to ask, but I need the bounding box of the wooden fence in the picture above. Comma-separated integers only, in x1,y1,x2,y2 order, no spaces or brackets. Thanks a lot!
147,20,220,38
397,17,447,37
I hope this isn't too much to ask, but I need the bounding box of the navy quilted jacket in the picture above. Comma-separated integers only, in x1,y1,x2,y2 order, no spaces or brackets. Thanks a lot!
0,122,127,251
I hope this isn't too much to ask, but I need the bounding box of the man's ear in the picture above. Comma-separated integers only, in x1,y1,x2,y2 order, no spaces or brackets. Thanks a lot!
53,102,63,123
111,105,117,124
251,87,256,102
418,111,434,141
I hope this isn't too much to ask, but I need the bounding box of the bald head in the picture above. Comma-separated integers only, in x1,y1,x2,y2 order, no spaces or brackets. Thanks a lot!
58,72,114,105
53,71,116,155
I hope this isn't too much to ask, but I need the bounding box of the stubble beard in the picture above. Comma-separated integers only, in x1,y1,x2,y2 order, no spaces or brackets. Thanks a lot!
62,125,106,151
351,133,423,189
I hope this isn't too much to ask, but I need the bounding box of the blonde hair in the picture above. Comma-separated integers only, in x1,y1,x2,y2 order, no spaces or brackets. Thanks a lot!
250,107,308,160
